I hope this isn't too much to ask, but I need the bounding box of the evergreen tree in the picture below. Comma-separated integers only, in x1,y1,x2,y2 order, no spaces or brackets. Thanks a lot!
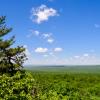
0,16,27,74
0,16,35,99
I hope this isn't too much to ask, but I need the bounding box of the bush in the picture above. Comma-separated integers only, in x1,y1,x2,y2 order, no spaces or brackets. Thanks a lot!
0,71,35,100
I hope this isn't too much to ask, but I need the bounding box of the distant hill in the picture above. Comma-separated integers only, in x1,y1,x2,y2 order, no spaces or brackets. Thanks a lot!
24,65,100,73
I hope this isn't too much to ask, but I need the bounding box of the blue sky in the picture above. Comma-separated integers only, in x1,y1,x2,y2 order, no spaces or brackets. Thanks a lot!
1,0,100,65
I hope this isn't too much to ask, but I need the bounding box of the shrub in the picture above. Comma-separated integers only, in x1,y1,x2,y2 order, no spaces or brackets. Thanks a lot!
0,71,35,100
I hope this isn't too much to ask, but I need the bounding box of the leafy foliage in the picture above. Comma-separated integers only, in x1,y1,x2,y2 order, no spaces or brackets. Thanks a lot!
32,71,100,100
0,16,27,74
0,71,34,100
0,16,35,99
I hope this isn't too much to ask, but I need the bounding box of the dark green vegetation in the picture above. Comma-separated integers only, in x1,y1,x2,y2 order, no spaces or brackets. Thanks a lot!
0,16,34,99
0,16,27,74
26,65,100,73
27,66,100,100
0,71,34,99
1,16,100,99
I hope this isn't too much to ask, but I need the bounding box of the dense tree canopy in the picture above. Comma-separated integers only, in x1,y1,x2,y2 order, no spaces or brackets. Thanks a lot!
0,16,35,99
0,16,27,74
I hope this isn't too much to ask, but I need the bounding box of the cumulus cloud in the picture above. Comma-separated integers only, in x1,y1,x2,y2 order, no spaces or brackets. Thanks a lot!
35,47,48,53
47,38,54,43
42,33,54,43
27,30,55,44
64,53,100,65
31,4,58,24
74,56,80,58
23,45,34,65
23,45,63,65
32,30,40,36
24,46,100,65
54,47,63,52
24,45,31,56
42,33,52,38
83,53,89,57
27,30,40,38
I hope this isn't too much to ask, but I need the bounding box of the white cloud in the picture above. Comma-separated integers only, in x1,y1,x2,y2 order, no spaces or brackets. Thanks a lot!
35,47,48,53
64,53,100,65
24,47,100,65
83,53,89,57
54,47,63,52
74,56,80,58
30,30,40,36
27,30,40,38
47,38,54,43
23,45,34,65
94,24,100,28
42,33,52,38
42,33,54,43
27,30,55,44
32,30,40,36
24,45,31,56
49,52,57,57
31,4,58,24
